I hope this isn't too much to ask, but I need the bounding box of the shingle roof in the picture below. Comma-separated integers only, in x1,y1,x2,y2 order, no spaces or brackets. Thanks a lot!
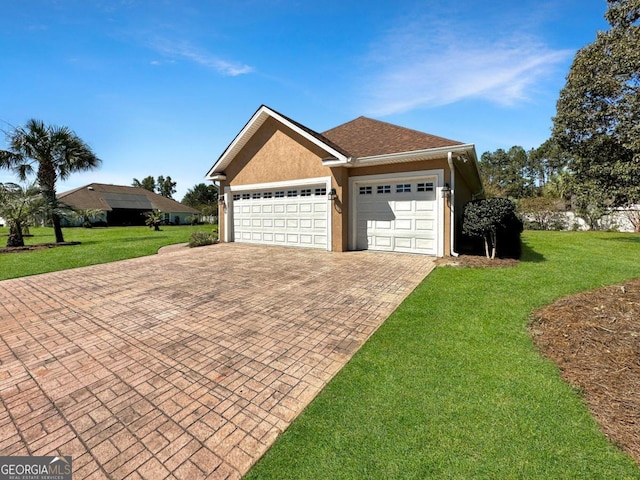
322,116,463,158
58,183,200,213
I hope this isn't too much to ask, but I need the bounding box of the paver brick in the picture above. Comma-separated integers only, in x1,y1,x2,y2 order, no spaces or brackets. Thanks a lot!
0,244,434,477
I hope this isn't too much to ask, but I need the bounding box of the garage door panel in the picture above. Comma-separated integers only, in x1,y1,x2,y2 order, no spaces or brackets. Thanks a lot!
415,200,433,211
394,219,412,230
393,201,413,212
416,219,434,231
356,178,438,255
396,237,412,247
232,184,329,249
314,235,327,245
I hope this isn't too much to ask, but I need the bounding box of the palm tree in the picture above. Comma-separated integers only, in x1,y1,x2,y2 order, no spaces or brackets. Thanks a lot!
144,210,164,231
0,183,46,247
0,119,101,243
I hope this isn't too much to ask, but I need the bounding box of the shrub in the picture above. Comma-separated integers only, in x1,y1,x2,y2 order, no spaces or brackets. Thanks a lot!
517,196,568,231
188,231,218,248
462,198,523,259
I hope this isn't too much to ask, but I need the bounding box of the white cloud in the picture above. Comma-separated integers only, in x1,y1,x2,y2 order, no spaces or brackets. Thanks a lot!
149,38,253,77
361,19,573,115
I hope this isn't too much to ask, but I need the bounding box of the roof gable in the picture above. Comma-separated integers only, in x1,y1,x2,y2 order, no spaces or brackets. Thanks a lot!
206,105,349,179
322,117,463,159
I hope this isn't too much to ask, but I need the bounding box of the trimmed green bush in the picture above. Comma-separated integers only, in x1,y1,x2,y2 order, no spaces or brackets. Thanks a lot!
188,231,218,248
462,198,523,259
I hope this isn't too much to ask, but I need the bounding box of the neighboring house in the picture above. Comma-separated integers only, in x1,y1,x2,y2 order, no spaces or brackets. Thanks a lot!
58,183,200,226
206,105,484,256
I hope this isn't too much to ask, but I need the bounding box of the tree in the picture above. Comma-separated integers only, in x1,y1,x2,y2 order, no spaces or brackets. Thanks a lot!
478,146,534,199
144,210,163,231
528,139,571,188
0,119,101,243
0,183,46,247
132,176,156,192
157,175,177,198
462,198,523,259
552,0,640,210
182,183,218,209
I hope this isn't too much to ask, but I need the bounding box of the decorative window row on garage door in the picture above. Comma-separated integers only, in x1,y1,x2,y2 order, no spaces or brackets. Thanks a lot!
233,187,327,201
359,182,434,195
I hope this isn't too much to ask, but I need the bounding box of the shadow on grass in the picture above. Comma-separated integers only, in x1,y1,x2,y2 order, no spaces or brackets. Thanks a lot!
600,233,640,243
520,240,545,263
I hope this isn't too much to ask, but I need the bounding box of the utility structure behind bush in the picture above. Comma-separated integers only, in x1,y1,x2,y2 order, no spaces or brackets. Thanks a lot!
462,198,523,259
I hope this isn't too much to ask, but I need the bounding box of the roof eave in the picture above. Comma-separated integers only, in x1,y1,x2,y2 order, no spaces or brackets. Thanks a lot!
205,173,227,181
321,157,354,167
350,144,475,167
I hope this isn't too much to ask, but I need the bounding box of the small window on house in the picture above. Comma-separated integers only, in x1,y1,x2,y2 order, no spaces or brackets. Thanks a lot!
396,184,411,193
417,182,434,192
252,192,261,199
300,189,312,197
263,192,273,199
377,185,391,194
315,187,327,196
287,190,298,197
275,191,285,198
242,193,251,200
233,194,241,201
359,186,372,195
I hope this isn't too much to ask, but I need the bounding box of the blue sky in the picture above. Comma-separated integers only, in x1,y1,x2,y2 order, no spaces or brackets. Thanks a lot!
1,0,610,201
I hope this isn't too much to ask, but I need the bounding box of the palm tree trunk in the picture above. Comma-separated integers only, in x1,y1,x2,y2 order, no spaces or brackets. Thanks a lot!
39,179,65,243
7,223,25,247
52,213,65,243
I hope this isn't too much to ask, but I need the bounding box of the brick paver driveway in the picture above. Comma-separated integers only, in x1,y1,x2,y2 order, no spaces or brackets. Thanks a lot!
0,244,435,479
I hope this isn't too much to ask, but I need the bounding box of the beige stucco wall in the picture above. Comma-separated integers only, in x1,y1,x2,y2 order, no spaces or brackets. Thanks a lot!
223,118,330,185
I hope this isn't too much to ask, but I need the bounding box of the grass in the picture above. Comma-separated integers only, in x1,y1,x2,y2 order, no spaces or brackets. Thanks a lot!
245,231,640,479
0,225,216,280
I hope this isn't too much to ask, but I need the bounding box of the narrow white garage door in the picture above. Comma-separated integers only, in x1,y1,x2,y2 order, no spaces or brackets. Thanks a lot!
232,185,329,249
355,180,437,255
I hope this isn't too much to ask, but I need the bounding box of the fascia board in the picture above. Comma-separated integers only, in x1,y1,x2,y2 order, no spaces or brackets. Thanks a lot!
352,144,476,166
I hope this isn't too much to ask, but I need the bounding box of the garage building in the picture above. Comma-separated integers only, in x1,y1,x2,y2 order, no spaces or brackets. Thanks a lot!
206,105,484,256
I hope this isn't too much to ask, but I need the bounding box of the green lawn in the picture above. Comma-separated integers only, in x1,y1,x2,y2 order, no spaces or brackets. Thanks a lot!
0,225,214,280
245,231,640,479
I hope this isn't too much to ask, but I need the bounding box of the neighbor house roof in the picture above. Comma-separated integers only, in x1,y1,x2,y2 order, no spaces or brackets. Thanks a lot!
321,116,463,158
58,183,200,213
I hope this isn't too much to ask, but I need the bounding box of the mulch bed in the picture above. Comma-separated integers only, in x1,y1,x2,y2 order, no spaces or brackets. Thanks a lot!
530,279,640,464
0,242,80,254
435,254,519,268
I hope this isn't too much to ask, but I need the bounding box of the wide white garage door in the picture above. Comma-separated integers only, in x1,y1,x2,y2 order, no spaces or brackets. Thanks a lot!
231,185,329,249
355,179,438,255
